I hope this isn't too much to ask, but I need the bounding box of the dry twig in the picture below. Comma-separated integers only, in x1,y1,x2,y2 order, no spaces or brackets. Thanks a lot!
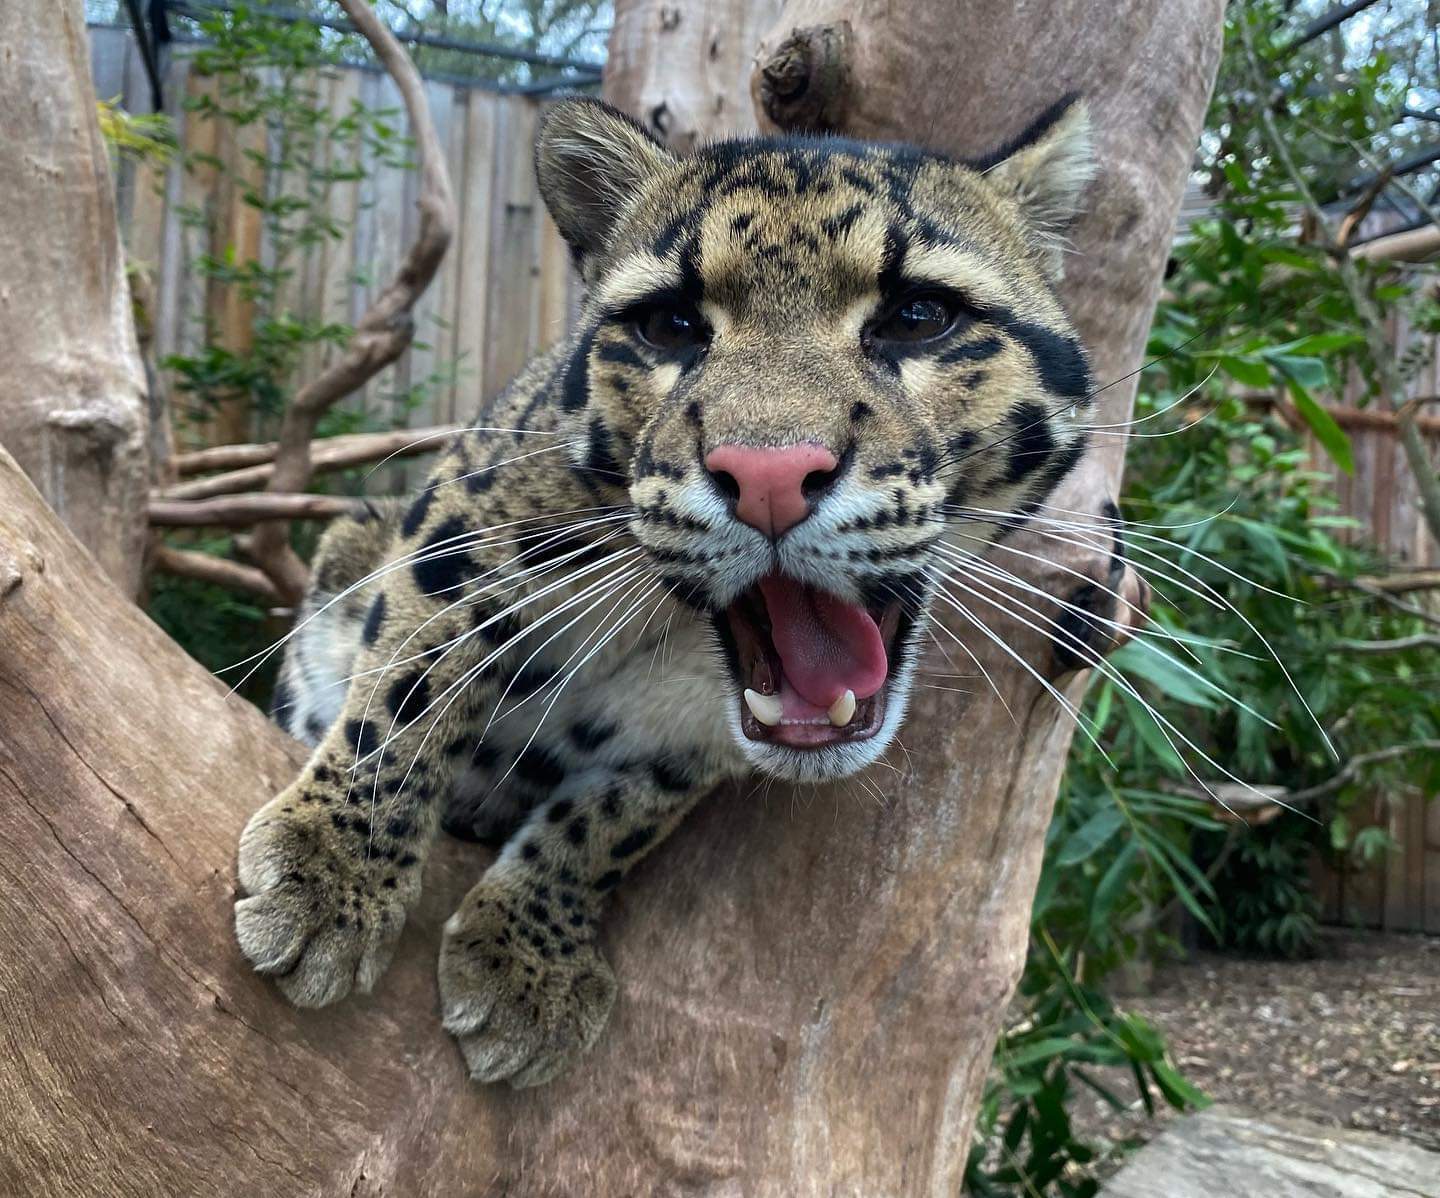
242,0,457,602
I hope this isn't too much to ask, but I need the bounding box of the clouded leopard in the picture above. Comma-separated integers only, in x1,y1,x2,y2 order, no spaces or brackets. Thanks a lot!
236,94,1097,1088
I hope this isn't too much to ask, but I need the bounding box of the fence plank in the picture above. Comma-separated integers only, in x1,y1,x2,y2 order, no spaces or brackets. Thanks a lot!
485,99,541,395
453,89,498,422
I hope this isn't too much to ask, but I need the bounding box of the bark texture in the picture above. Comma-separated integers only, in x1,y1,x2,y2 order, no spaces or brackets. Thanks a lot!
0,0,149,597
0,4,1219,1196
602,0,784,150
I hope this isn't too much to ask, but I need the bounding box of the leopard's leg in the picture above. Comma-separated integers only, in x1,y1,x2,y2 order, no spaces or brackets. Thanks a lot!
234,545,508,1007
438,760,715,1087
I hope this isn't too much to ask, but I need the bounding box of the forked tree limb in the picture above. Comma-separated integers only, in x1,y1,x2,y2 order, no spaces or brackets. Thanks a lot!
245,0,457,604
149,542,286,602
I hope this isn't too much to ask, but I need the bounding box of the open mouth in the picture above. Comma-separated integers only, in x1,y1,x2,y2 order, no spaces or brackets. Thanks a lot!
723,574,902,750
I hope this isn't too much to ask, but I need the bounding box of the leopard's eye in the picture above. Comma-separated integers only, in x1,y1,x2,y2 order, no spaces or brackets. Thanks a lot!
633,305,708,353
870,294,961,344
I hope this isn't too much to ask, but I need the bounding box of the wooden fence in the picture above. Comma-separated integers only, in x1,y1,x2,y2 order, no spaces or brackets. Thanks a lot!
91,25,580,471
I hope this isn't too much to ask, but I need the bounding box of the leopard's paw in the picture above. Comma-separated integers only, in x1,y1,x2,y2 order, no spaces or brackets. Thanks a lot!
234,793,414,1008
438,883,616,1088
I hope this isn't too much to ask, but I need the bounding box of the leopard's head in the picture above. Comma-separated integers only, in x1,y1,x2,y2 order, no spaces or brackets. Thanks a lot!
536,98,1096,783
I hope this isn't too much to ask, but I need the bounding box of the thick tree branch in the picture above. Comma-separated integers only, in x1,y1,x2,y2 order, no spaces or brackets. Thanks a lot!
245,0,456,603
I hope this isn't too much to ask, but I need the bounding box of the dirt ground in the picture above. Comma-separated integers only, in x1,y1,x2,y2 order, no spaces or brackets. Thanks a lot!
1074,930,1440,1167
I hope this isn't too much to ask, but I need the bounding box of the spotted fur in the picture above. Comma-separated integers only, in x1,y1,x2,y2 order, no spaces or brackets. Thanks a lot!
239,96,1097,1087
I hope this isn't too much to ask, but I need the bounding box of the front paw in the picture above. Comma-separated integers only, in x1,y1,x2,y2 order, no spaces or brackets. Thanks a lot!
438,883,616,1088
235,793,414,1008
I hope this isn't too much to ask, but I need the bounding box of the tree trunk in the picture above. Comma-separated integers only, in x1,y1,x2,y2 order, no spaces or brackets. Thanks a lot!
603,0,784,150
0,4,1220,1196
0,0,149,599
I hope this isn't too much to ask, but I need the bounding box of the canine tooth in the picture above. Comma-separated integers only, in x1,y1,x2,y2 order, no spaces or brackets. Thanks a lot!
828,689,856,727
743,688,783,726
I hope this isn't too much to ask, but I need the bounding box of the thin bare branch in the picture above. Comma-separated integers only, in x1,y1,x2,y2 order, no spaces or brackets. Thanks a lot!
149,543,284,603
245,0,457,603
1282,740,1440,804
166,424,460,497
1334,634,1440,653
150,494,367,527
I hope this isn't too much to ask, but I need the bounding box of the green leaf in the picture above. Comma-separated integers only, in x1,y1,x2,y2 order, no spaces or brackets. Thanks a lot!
1119,692,1186,774
1286,380,1354,474
1218,355,1272,388
1001,1037,1082,1070
1114,642,1220,709
1151,1060,1210,1111
1089,840,1140,939
1056,807,1126,866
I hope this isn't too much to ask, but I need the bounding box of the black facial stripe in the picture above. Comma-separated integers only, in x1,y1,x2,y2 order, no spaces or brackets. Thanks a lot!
597,340,648,371
561,327,596,412
1003,402,1058,484
979,305,1089,399
937,335,1003,366
877,224,909,296
576,415,627,484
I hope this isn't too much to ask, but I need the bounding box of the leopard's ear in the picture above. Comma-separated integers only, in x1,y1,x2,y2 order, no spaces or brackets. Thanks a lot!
982,96,1096,277
536,98,677,261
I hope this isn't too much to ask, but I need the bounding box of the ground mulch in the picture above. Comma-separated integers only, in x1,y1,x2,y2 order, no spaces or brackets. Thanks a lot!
1073,930,1440,1171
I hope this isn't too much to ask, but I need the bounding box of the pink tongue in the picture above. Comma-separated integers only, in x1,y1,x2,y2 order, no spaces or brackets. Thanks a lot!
758,575,888,708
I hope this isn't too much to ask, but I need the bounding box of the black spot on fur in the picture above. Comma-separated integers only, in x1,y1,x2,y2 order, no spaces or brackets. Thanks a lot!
594,869,622,892
546,799,574,823
386,673,430,725
400,485,435,538
362,593,386,646
611,825,657,859
514,748,566,789
566,815,589,845
821,203,865,240
650,758,692,793
569,721,617,752
412,515,474,597
345,719,379,758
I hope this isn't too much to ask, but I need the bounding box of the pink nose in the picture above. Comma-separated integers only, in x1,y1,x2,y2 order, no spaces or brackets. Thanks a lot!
704,442,839,537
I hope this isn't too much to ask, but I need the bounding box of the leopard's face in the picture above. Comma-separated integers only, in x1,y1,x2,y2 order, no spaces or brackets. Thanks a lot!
537,99,1096,783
